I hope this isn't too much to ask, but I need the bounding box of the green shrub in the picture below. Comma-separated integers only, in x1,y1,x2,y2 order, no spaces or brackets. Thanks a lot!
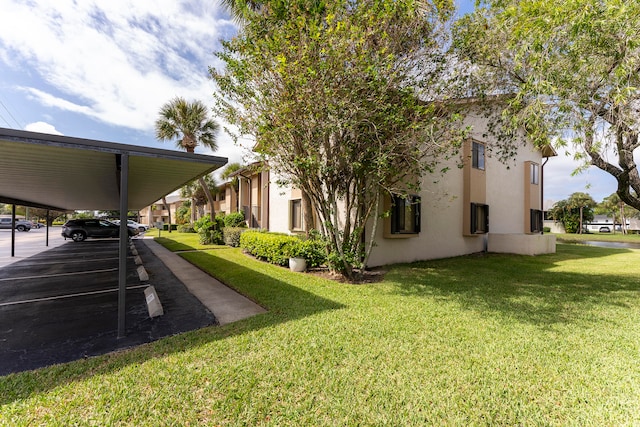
240,231,301,266
288,239,327,268
194,215,215,233
177,224,196,233
223,227,247,247
199,229,224,245
224,212,246,228
240,230,327,267
194,215,224,244
163,224,178,231
543,227,551,233
214,213,226,230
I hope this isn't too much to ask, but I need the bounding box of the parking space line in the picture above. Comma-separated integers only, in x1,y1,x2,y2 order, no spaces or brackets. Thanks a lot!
0,268,118,282
0,284,149,307
13,256,123,268
10,257,123,266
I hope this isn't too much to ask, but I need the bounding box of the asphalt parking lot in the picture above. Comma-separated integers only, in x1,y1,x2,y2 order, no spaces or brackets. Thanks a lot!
0,232,217,375
0,226,67,267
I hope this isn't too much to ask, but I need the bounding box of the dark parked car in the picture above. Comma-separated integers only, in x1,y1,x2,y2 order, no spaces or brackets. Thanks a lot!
61,219,139,242
0,217,32,231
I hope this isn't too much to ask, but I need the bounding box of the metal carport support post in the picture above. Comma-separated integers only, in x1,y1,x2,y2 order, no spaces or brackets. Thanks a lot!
117,153,129,339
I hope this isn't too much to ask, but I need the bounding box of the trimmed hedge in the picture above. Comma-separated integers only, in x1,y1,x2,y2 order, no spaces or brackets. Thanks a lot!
177,224,196,233
240,231,299,266
240,230,327,268
223,212,246,228
223,227,247,247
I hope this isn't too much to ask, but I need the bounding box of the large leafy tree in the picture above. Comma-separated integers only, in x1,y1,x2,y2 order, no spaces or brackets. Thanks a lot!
454,0,640,209
155,97,220,218
212,0,465,280
549,192,596,234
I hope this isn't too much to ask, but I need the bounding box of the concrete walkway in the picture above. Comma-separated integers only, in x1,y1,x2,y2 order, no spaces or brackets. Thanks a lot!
141,239,266,325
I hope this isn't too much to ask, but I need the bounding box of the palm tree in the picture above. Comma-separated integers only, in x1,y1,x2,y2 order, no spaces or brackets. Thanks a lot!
221,0,263,21
155,97,220,218
220,162,243,212
180,180,200,224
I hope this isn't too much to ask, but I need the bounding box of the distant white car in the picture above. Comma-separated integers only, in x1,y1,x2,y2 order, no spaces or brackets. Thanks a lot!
112,219,148,232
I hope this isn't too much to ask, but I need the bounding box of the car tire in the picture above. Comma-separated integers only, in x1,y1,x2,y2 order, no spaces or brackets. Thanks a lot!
16,225,26,232
71,231,87,242
138,226,145,232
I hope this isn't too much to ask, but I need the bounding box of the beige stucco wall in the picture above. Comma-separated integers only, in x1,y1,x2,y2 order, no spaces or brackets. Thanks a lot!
263,107,556,267
366,108,553,268
268,177,294,233
367,151,485,267
486,146,543,234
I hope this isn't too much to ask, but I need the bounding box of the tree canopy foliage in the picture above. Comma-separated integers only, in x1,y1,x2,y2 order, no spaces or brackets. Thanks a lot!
212,0,466,279
454,0,640,210
549,192,596,233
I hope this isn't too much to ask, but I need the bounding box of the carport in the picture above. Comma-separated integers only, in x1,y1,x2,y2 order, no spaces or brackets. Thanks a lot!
0,127,227,337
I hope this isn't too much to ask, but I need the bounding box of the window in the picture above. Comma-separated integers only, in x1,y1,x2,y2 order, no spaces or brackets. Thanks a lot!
530,209,543,233
472,141,485,170
218,191,225,201
391,194,421,234
470,203,489,234
530,163,539,185
290,199,302,231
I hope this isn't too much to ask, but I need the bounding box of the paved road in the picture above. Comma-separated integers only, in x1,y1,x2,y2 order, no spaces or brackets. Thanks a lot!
0,226,67,267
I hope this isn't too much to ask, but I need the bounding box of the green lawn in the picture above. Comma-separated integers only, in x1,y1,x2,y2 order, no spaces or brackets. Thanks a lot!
555,231,640,244
2,235,640,425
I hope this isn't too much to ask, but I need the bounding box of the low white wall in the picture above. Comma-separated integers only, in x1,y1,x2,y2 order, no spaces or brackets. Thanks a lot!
544,220,565,234
487,233,556,256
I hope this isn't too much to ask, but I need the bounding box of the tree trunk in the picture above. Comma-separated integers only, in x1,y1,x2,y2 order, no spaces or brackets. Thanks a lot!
620,202,627,235
162,196,172,233
199,176,216,219
579,206,583,234
302,190,314,235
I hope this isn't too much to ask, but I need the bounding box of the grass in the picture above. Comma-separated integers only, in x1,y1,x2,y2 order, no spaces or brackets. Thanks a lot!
554,231,640,244
2,234,640,425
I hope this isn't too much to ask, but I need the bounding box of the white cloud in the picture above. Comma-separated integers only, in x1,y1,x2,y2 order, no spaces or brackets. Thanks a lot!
544,144,621,204
24,121,63,135
0,1,235,133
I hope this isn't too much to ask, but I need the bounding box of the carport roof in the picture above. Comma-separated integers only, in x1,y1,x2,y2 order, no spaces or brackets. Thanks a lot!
0,127,227,211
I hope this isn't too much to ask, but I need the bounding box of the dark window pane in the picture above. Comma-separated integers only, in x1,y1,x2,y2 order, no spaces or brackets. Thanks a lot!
472,141,485,170
391,194,421,234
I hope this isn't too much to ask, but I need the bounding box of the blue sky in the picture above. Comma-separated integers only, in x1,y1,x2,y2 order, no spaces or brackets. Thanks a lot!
0,0,621,204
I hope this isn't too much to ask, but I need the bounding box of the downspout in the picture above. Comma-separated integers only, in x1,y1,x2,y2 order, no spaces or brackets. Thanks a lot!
541,156,550,235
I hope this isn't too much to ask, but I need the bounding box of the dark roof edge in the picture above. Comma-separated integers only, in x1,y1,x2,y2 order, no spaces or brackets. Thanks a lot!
0,195,69,212
0,127,228,165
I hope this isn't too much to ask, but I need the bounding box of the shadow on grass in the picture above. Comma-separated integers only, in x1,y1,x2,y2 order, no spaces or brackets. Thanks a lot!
386,244,640,326
0,243,344,405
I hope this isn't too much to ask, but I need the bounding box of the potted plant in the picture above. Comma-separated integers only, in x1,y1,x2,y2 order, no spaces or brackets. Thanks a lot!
286,241,307,272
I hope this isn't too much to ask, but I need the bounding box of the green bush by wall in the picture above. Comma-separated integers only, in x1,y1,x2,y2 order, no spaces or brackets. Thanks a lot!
223,227,247,247
240,230,327,268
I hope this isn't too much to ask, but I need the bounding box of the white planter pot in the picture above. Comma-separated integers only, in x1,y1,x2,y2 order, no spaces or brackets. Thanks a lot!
289,257,307,272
